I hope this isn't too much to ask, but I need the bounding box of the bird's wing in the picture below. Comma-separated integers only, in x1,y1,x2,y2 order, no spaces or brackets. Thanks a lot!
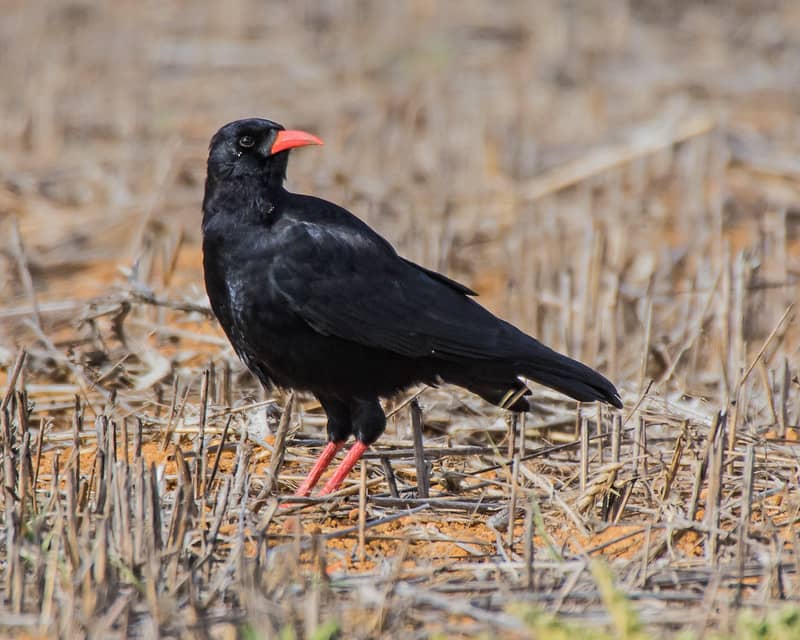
269,221,519,360
400,258,478,296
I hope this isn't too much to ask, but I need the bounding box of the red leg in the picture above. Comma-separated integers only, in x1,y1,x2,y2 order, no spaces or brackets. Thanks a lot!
318,440,369,496
293,441,344,497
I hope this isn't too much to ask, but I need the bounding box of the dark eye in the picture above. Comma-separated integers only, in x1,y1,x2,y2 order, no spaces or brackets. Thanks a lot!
238,135,255,148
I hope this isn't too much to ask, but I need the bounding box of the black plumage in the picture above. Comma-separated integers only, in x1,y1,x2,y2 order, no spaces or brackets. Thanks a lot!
202,118,622,497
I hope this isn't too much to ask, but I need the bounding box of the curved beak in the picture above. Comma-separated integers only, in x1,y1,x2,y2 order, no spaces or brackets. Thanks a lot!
270,129,324,155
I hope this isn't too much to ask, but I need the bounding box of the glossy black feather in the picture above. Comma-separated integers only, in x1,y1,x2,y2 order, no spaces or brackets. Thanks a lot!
202,119,621,444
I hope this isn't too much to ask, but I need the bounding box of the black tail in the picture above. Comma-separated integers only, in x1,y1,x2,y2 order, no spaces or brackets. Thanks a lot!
517,341,622,408
442,341,622,412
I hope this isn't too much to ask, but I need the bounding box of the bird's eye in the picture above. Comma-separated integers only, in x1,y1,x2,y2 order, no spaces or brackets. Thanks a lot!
238,135,255,148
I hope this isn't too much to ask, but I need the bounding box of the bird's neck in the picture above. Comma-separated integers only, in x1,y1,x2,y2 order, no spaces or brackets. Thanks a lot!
202,172,287,229
202,151,293,228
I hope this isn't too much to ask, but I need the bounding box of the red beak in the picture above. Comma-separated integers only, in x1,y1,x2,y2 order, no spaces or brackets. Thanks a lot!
270,129,324,155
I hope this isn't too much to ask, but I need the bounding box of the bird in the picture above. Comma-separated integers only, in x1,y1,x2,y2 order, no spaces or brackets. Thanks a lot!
202,117,622,499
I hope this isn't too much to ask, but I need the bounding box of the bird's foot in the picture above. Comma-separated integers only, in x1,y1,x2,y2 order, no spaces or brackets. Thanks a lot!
317,440,369,496
279,440,344,509
293,440,344,497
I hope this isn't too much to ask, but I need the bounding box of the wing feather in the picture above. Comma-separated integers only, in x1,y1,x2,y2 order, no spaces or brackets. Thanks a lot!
270,223,521,361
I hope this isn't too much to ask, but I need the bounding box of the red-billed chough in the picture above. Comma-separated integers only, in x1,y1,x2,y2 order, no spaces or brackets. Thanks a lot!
202,118,622,498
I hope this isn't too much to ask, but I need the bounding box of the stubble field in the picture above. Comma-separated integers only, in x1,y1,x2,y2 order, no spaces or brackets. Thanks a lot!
1,2,799,638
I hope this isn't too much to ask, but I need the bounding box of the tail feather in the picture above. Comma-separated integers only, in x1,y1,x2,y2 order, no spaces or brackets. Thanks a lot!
440,340,622,411
518,341,622,409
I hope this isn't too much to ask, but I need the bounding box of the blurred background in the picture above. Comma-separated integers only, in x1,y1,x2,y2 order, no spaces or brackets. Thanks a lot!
0,0,800,288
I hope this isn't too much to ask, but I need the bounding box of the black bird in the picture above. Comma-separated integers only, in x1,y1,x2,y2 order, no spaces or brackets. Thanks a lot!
202,118,622,498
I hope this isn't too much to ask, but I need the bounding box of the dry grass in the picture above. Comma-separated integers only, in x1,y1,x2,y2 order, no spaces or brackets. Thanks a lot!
1,1,800,638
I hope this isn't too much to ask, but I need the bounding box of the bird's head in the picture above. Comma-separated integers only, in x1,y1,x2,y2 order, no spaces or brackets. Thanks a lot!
206,118,323,182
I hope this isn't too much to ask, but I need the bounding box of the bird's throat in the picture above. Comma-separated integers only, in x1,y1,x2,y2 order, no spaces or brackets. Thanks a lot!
263,151,290,191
